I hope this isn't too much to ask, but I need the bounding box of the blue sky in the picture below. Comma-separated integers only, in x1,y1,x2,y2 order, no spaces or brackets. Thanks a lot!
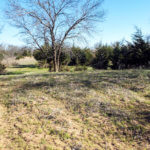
0,0,150,47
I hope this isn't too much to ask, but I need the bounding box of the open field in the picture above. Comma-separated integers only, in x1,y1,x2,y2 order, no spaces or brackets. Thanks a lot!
0,66,150,149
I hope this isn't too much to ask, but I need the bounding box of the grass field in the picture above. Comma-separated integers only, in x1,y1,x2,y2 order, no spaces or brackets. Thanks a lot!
0,65,150,149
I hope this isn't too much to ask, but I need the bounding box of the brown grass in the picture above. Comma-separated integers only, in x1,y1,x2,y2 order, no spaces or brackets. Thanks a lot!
0,68,150,149
2,57,37,67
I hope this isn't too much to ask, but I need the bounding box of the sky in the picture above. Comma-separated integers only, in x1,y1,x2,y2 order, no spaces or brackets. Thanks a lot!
0,0,150,48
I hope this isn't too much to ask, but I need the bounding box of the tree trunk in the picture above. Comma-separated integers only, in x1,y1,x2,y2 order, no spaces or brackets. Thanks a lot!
52,44,59,72
57,57,60,71
53,59,59,72
55,63,59,72
53,47,61,72
53,57,59,72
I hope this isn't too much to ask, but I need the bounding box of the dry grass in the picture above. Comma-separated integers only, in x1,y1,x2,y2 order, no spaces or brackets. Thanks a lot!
0,68,150,150
2,57,37,67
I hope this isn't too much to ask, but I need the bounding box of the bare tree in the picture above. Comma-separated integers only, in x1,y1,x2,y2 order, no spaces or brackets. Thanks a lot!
6,0,105,72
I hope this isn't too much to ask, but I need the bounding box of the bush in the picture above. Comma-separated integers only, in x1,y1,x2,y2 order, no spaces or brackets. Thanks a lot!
15,49,32,60
74,66,87,71
61,66,71,72
38,60,49,68
15,55,24,60
0,63,6,74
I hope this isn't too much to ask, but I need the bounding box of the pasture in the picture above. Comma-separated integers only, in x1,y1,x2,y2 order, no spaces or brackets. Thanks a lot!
0,63,150,149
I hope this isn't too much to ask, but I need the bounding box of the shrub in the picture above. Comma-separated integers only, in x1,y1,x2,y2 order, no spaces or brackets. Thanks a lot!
16,55,24,60
74,66,87,71
38,60,49,68
0,63,6,74
15,49,32,60
61,66,71,72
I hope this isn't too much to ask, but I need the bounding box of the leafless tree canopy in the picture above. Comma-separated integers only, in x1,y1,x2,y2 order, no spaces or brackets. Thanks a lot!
6,0,105,71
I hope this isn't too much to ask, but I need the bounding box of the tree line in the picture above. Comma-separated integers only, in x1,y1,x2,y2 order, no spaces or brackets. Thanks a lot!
33,28,150,71
0,28,150,74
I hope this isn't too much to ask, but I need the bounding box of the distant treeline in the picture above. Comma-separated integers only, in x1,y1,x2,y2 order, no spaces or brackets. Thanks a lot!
33,28,150,70
0,45,32,60
0,28,150,72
